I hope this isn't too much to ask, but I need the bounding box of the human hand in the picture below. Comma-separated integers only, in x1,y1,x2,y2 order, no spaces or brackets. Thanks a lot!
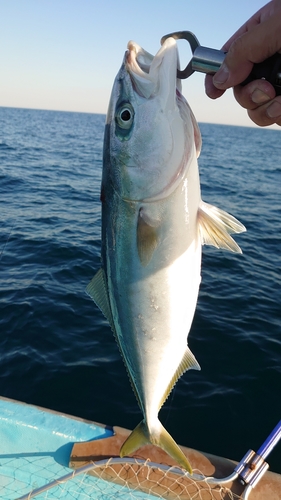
205,0,281,126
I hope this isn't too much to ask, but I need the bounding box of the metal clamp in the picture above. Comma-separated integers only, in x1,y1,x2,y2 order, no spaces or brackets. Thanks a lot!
160,30,226,79
235,420,281,490
161,30,281,94
235,449,269,488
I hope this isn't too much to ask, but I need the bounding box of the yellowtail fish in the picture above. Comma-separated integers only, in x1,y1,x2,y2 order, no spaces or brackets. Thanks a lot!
87,37,246,473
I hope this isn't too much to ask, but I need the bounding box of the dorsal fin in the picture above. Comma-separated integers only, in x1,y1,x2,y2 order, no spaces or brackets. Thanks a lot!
198,200,246,253
86,269,115,330
86,269,143,411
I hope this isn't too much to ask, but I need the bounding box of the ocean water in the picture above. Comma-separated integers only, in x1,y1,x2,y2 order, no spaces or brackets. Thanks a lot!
1,106,281,474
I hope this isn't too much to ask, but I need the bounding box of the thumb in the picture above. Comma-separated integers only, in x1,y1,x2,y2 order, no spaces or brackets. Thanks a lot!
213,10,281,90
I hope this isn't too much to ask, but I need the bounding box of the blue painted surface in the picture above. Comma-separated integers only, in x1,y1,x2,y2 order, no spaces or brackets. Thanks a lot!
0,397,111,453
0,398,114,498
0,398,158,499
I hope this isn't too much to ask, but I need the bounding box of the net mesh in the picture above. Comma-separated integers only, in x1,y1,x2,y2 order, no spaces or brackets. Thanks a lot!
12,458,244,500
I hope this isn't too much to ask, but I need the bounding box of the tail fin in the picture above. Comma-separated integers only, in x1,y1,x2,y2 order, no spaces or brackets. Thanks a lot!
120,419,193,474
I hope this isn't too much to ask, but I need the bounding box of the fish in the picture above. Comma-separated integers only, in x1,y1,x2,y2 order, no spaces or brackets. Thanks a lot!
87,37,246,473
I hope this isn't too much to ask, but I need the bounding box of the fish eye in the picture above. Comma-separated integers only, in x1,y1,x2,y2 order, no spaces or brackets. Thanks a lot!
116,103,134,129
120,109,131,121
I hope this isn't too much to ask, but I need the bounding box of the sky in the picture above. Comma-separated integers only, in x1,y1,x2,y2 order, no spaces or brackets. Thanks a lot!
0,0,278,129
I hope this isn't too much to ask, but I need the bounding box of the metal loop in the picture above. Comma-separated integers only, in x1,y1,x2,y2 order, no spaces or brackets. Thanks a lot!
160,31,200,79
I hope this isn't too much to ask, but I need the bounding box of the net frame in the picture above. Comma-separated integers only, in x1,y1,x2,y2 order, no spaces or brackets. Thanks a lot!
15,457,249,500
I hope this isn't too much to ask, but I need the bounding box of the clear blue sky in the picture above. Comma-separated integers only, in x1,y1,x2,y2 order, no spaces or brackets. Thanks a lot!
0,0,275,127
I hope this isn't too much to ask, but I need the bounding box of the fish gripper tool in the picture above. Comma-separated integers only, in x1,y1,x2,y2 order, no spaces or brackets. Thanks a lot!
161,30,281,95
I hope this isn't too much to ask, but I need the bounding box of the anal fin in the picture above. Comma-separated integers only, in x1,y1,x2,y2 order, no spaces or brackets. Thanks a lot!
159,347,200,410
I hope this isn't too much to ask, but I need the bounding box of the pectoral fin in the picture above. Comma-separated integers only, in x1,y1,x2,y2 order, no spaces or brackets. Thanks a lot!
198,200,246,253
137,210,159,266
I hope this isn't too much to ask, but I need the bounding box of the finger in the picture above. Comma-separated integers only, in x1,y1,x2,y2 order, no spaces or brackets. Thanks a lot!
247,96,281,126
233,79,276,109
205,74,225,99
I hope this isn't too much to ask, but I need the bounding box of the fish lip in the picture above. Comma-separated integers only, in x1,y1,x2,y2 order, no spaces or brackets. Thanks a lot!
125,42,154,98
126,41,153,79
125,38,178,99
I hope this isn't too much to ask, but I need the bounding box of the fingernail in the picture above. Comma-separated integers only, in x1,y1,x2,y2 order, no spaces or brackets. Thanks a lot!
213,63,229,86
251,89,271,104
267,101,281,118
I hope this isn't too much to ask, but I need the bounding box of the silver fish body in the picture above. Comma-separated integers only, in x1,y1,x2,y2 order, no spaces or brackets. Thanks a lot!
87,38,245,472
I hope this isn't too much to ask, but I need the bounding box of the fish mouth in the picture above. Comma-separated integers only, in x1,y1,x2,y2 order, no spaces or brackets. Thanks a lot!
127,42,153,76
125,38,180,99
125,41,157,99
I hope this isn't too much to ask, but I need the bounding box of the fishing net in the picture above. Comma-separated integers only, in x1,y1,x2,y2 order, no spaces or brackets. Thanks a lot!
14,457,246,500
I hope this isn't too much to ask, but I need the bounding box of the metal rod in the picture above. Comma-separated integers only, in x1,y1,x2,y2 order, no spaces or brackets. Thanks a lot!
192,46,225,74
256,420,281,460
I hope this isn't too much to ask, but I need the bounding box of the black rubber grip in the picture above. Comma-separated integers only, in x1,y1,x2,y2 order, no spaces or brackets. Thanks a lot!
241,53,281,95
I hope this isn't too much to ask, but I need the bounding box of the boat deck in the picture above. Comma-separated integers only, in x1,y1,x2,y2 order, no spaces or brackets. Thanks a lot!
1,397,280,499
0,397,149,499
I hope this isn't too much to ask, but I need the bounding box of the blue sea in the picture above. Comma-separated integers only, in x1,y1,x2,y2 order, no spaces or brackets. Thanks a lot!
1,106,280,474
